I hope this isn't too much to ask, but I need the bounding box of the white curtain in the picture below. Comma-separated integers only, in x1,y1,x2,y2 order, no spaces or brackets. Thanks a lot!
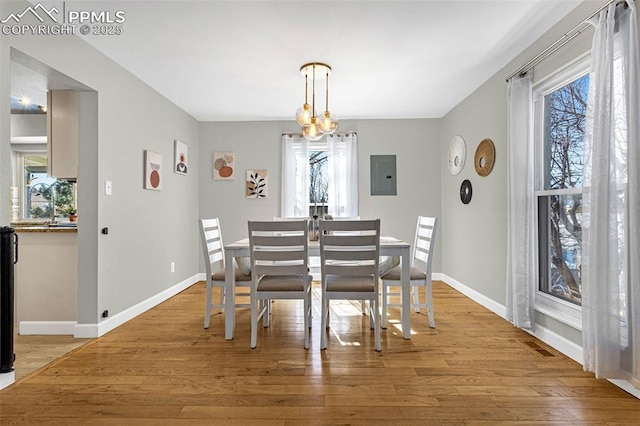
505,73,536,330
281,134,309,217
327,132,358,217
582,0,639,388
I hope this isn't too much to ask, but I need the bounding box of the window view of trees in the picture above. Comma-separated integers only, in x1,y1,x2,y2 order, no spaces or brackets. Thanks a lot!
23,155,76,221
28,179,76,220
309,150,328,217
539,74,589,305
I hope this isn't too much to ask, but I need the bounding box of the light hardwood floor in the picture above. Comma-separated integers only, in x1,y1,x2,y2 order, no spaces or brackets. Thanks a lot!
12,333,92,381
1,281,638,425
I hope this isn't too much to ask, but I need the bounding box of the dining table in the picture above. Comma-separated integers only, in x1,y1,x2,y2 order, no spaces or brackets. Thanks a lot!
223,236,412,340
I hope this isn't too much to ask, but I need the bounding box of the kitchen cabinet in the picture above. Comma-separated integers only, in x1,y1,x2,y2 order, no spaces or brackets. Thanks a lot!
47,90,78,179
14,227,77,333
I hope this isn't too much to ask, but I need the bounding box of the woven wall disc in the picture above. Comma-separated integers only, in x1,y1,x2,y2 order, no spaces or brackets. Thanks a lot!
447,135,466,175
474,138,495,177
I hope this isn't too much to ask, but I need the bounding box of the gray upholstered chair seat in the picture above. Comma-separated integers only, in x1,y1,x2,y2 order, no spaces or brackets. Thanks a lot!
257,275,312,292
212,268,252,282
326,275,375,292
380,266,426,281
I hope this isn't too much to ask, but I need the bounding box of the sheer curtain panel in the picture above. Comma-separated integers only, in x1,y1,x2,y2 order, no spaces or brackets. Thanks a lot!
505,73,536,330
326,133,358,217
582,0,639,388
281,134,309,218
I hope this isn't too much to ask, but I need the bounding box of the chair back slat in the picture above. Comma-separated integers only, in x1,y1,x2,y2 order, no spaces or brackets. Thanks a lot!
321,219,373,232
254,250,305,262
203,227,220,240
324,263,377,276
273,216,308,221
253,220,307,231
254,263,309,276
322,234,378,247
252,234,306,247
323,250,377,262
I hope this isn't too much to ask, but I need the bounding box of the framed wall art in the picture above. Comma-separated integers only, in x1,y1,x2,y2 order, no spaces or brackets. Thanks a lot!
174,140,188,175
213,152,235,180
144,150,163,190
246,169,267,198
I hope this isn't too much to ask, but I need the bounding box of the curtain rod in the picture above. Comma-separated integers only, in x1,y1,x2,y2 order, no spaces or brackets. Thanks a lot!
506,0,625,82
282,132,357,138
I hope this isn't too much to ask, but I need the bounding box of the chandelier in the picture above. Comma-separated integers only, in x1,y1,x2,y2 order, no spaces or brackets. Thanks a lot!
295,62,338,140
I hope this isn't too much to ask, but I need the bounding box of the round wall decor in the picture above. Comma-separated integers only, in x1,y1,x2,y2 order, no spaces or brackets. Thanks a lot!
474,138,495,177
460,179,472,204
447,135,466,175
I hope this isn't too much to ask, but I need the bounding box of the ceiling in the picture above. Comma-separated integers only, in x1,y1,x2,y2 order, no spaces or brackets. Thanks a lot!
14,1,584,121
10,49,91,113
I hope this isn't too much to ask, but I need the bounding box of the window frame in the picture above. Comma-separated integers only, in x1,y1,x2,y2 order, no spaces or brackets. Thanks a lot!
13,148,77,222
532,54,591,331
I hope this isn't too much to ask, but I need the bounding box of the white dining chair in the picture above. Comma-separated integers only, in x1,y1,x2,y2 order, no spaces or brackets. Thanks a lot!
324,216,371,314
248,220,313,349
199,218,251,329
319,219,382,352
380,216,438,329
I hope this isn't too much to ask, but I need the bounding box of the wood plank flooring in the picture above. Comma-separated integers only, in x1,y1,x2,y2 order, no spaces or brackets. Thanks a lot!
1,281,638,425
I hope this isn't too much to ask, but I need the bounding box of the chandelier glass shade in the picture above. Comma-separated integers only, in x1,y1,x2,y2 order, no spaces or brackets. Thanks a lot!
297,62,337,140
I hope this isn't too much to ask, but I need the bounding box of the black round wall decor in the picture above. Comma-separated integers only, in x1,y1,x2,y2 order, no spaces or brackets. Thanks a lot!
460,179,472,204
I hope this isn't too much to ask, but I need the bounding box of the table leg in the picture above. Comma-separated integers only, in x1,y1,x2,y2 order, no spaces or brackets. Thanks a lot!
224,251,235,340
401,246,411,339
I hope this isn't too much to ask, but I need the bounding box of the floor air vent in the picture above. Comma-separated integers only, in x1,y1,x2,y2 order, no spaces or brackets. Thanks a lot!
523,340,556,357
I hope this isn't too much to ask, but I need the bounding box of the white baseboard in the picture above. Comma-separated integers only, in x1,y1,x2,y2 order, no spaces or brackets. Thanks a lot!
527,326,640,399
608,379,640,399
436,273,506,317
0,371,15,390
438,273,639,400
19,321,76,335
74,273,200,338
525,323,583,364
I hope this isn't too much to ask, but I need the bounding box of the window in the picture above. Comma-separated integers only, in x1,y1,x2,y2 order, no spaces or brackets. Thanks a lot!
16,152,76,221
281,133,358,218
534,59,589,327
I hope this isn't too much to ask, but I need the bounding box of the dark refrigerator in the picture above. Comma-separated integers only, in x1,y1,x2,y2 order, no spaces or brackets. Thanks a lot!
0,226,17,373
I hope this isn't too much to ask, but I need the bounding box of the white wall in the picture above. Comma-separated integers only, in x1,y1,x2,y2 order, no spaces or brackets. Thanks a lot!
199,118,442,271
440,72,508,304
0,0,201,326
0,41,11,226
10,114,46,138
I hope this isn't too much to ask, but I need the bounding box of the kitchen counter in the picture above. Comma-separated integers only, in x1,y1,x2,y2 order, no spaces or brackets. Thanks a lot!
13,226,77,233
11,222,77,233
